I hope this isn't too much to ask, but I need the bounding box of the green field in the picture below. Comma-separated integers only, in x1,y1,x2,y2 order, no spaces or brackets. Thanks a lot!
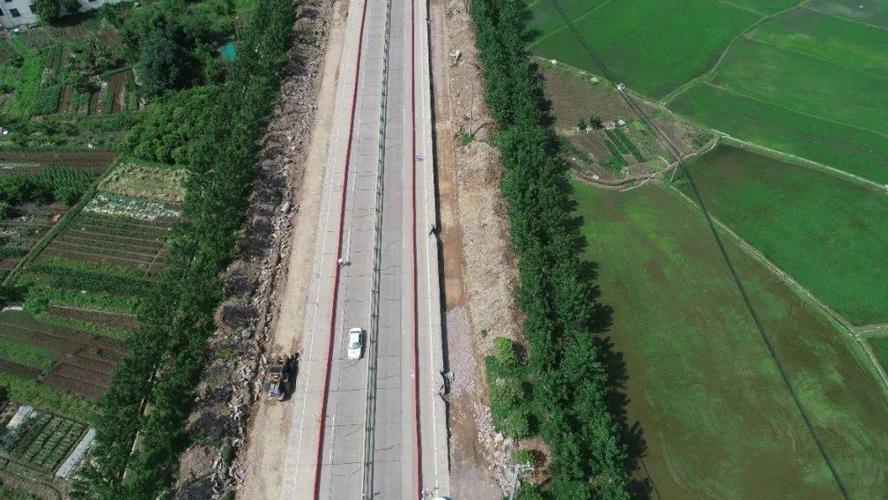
523,0,608,38
0,340,53,371
710,39,887,136
722,0,801,15
528,0,758,97
809,0,888,28
870,337,888,373
669,83,888,184
751,7,888,78
571,179,888,498
677,145,888,325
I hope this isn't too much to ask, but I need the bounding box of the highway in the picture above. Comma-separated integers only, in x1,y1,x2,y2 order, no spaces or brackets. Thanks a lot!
278,0,449,498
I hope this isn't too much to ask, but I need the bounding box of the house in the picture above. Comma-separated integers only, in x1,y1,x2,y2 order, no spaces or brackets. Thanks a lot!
0,0,128,29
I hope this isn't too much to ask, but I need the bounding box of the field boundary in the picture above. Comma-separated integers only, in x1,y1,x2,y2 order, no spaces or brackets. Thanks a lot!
526,0,614,49
0,162,120,287
662,3,803,103
716,135,888,191
670,186,888,394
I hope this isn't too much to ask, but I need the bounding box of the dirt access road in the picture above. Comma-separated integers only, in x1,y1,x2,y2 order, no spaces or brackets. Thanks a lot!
237,1,348,497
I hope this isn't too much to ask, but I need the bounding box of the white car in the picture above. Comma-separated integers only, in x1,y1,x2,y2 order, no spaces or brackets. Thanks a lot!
347,328,364,360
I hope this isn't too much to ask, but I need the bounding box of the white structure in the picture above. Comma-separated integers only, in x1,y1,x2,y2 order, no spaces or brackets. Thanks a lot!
0,0,128,29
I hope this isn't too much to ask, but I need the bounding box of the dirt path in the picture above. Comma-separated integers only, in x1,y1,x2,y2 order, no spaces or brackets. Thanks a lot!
431,1,522,496
236,2,348,498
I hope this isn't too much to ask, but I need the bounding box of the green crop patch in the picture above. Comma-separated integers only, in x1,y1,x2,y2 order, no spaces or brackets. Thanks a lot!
869,337,888,373
0,340,53,372
678,145,888,325
808,0,888,29
524,0,608,39
717,0,802,15
710,39,888,135
571,179,888,498
750,7,888,78
670,82,888,184
527,0,759,97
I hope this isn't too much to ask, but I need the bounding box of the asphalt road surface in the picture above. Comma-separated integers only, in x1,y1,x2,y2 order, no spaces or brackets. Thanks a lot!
278,0,449,498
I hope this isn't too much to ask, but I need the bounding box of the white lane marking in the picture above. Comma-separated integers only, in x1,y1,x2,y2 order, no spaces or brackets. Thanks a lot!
289,0,361,490
418,2,441,491
325,0,381,492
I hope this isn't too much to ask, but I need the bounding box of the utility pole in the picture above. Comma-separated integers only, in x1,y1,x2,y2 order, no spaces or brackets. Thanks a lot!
507,462,534,500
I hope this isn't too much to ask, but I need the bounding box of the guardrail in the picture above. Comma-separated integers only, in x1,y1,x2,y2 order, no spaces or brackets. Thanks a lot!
361,0,394,497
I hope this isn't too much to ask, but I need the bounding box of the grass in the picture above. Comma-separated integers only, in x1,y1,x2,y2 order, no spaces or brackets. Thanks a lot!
528,0,759,97
710,39,888,136
750,7,888,78
524,0,609,39
677,145,888,325
669,82,888,184
718,0,802,15
869,337,888,373
0,340,53,372
7,50,46,118
0,371,94,423
808,0,888,29
98,164,188,203
570,179,888,498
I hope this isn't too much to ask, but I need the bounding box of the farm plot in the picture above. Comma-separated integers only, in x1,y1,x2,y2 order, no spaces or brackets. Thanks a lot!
669,82,888,184
708,39,887,136
571,180,888,498
39,206,176,275
676,145,888,325
0,164,103,281
668,5,888,183
527,0,759,97
808,0,888,29
37,164,184,276
538,62,710,181
749,7,888,78
0,310,123,400
869,337,888,373
0,407,87,474
0,150,117,172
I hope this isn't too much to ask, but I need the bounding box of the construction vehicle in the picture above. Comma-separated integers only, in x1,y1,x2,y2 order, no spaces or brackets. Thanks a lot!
264,354,296,401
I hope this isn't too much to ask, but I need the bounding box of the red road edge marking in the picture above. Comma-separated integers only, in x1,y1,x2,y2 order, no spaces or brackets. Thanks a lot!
410,0,422,498
311,0,371,498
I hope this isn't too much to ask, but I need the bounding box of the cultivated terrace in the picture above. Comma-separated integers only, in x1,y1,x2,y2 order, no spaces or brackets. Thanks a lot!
0,0,300,497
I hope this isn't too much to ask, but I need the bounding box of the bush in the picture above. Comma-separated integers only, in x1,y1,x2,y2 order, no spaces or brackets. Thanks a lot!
33,0,61,23
124,86,221,164
138,30,186,96
511,448,534,465
494,336,517,367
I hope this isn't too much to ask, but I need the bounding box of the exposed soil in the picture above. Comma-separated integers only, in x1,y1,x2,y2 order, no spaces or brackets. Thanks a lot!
0,359,41,381
0,150,117,171
171,2,335,497
107,69,133,114
432,0,523,496
45,305,139,330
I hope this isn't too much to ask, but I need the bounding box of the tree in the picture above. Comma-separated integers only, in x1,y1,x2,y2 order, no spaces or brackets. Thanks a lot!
138,30,185,96
61,0,80,14
33,0,61,23
590,116,603,129
577,118,587,131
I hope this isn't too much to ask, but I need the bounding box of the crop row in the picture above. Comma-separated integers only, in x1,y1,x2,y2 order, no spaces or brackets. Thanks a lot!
3,412,85,471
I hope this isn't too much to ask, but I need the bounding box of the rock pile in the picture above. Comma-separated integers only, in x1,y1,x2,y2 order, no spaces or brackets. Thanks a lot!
172,2,329,498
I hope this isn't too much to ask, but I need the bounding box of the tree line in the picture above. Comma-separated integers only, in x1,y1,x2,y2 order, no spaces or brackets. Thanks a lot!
470,0,632,498
70,0,294,497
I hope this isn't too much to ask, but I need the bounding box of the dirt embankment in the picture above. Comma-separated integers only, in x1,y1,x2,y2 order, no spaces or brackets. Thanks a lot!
431,0,522,496
171,2,331,498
